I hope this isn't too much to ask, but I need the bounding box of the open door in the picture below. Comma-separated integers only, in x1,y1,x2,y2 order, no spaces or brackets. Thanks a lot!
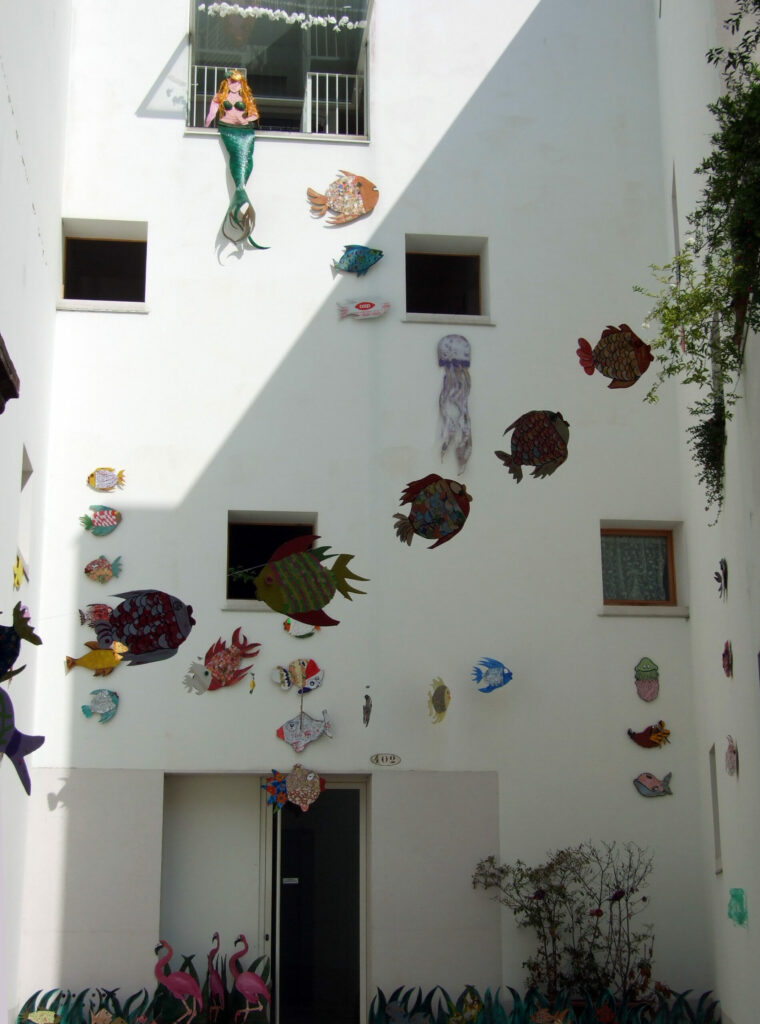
267,781,366,1024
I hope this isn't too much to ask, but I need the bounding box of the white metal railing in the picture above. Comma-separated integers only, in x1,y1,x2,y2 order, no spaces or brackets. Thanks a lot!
188,65,245,129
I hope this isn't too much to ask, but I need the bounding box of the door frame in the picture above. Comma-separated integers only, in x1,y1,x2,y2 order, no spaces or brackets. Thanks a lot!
260,775,368,1024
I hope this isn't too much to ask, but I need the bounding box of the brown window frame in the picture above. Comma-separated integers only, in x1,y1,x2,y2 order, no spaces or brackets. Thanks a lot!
600,528,677,607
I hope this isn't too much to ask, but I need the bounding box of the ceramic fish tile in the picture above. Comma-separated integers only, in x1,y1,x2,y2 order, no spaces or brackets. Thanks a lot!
277,709,333,752
634,657,659,701
79,603,114,629
65,641,128,677
338,298,390,320
87,467,125,492
271,657,324,694
247,534,367,628
428,678,450,722
472,657,512,693
183,628,260,694
285,763,325,811
92,590,195,665
495,410,569,481
576,324,653,388
308,171,379,225
0,602,42,682
393,474,472,549
80,506,122,536
632,771,672,797
332,245,384,277
627,720,670,748
84,555,122,585
81,688,119,723
0,686,44,794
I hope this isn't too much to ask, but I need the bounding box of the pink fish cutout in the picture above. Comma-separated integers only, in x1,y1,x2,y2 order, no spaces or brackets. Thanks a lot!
338,298,390,320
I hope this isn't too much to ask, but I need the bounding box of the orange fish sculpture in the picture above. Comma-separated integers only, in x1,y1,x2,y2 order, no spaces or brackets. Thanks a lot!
307,170,379,225
577,323,653,388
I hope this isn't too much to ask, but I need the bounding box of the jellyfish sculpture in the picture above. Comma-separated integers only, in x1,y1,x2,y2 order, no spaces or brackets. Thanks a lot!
437,334,472,473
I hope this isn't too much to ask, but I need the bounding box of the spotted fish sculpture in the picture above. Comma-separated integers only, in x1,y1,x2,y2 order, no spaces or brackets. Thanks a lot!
577,324,653,388
495,411,569,482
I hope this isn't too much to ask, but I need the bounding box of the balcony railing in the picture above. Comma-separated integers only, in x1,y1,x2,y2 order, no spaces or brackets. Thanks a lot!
188,65,367,138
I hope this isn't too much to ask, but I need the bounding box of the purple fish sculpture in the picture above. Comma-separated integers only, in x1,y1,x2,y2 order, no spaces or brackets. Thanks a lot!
92,590,195,665
0,603,42,682
0,687,44,794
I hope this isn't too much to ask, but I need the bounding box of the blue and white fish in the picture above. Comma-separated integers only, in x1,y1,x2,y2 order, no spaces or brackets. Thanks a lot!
332,245,384,277
81,689,120,723
472,657,513,693
277,709,333,753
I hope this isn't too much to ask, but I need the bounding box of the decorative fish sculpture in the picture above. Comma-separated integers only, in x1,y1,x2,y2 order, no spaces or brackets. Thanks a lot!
80,506,122,536
725,735,739,776
363,693,372,726
84,555,123,585
87,467,125,492
183,627,261,694
393,474,472,549
12,554,25,590
428,677,450,723
81,688,120,723
277,709,333,752
495,410,570,482
332,245,384,277
79,603,114,629
576,323,653,388
307,171,379,225
472,657,512,693
245,534,367,628
634,657,659,702
65,641,128,677
714,557,728,599
723,640,733,677
633,771,672,797
0,686,44,794
338,298,390,320
271,657,324,694
263,769,288,810
91,590,196,665
0,602,42,682
627,720,670,748
283,617,320,639
285,763,325,811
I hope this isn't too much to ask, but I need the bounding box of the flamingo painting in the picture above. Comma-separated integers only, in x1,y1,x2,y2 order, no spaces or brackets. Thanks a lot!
229,934,271,1023
153,940,203,1024
207,932,226,1024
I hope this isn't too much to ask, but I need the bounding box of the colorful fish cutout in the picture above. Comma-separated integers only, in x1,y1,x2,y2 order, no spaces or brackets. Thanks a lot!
338,298,390,320
80,506,122,536
714,558,728,599
438,335,472,473
285,763,325,811
428,678,450,723
0,603,42,682
91,590,195,665
242,534,367,628
634,657,659,702
183,628,261,694
0,686,44,794
263,769,288,810
393,474,472,548
307,171,379,225
576,324,653,388
79,603,114,629
627,720,670,748
723,640,733,677
495,410,569,482
472,657,512,693
277,709,333,752
12,554,25,590
363,693,372,726
726,735,739,776
87,467,125,492
271,658,324,694
332,245,384,276
632,771,672,797
65,641,128,677
283,617,320,639
728,888,748,926
81,689,119,723
84,555,123,585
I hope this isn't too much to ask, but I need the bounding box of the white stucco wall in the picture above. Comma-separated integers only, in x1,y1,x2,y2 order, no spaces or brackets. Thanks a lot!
9,0,760,1018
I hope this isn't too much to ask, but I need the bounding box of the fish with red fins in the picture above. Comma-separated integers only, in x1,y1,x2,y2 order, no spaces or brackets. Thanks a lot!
577,323,653,388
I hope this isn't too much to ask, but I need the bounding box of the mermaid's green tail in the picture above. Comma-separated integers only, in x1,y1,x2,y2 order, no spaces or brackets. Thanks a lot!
218,123,268,250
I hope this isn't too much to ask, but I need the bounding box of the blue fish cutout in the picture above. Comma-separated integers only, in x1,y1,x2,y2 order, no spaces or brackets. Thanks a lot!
472,657,513,693
332,245,383,277
81,688,120,723
0,687,45,794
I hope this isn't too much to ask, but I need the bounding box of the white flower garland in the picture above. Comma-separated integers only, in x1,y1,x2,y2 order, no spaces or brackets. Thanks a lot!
197,3,367,31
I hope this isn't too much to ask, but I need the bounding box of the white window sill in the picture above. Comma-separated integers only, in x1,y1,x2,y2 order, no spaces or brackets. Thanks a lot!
184,127,369,144
57,299,149,314
402,313,495,327
222,599,273,613
598,605,690,619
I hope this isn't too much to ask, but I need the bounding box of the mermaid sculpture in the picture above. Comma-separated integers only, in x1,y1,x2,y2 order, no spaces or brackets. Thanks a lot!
205,70,267,250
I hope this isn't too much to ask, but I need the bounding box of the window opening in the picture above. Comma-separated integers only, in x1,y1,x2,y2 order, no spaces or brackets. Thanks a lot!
406,253,481,316
600,528,676,606
227,512,316,602
64,238,147,302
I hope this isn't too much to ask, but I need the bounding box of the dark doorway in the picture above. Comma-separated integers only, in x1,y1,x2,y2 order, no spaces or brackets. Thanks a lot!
273,788,361,1024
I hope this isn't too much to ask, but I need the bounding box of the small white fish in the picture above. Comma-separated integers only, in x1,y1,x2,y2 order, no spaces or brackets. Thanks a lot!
277,709,333,752
81,689,119,723
338,298,390,320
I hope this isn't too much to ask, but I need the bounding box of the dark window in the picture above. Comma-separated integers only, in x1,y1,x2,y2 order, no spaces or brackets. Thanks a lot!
600,529,676,606
64,238,147,301
405,253,481,315
227,518,315,601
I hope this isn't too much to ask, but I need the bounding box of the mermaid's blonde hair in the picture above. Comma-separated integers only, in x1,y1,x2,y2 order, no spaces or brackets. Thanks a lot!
214,71,259,120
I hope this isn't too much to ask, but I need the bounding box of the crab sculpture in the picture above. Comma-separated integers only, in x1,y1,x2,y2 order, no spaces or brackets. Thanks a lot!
183,628,260,694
